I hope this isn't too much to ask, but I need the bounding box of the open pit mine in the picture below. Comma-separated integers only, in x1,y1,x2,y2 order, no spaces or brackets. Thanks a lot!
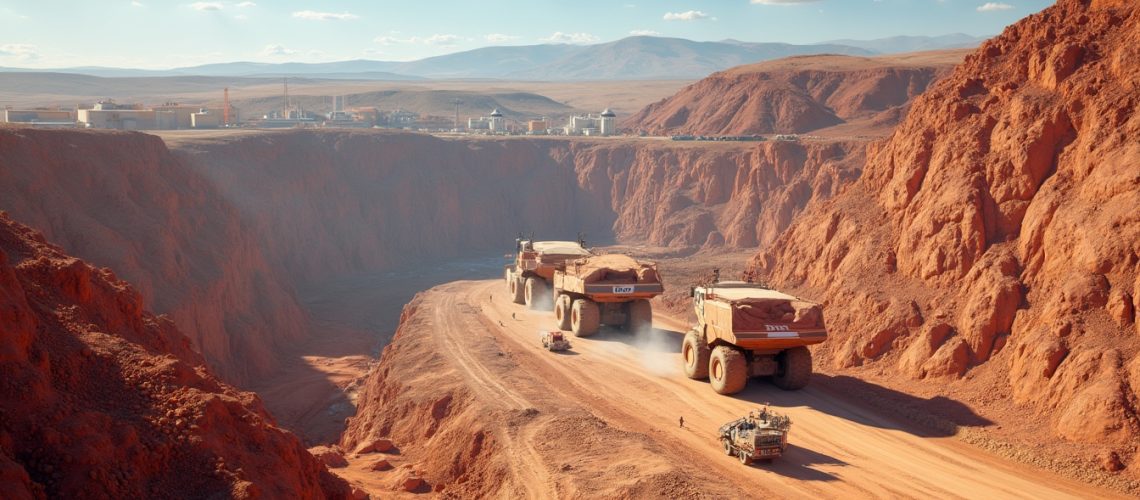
1,0,1138,498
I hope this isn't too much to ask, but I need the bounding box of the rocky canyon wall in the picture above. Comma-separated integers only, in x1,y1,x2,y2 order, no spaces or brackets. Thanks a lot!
171,132,864,287
753,0,1140,446
624,53,962,136
0,129,308,385
0,128,860,385
0,212,348,498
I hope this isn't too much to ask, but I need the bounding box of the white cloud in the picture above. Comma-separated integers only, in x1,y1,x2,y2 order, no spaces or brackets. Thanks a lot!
131,1,145,7
292,10,358,21
0,43,39,62
260,44,298,57
539,32,599,44
235,1,256,6
750,0,822,4
373,36,404,45
189,2,223,11
663,10,711,21
373,34,461,46
630,29,660,36
484,33,521,43
423,34,459,45
977,2,1014,11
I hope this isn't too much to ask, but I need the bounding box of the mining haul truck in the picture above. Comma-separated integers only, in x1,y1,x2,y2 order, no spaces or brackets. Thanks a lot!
505,239,592,310
719,407,791,465
684,280,826,394
552,254,664,337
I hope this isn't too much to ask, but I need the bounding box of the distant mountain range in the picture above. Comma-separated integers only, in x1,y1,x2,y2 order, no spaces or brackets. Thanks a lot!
820,34,990,54
0,34,989,81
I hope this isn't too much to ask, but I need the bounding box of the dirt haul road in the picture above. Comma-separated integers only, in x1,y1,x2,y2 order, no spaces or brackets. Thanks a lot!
398,280,1121,498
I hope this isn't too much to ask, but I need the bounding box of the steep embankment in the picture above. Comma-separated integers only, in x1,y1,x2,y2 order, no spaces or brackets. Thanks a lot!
753,0,1139,469
0,129,307,385
0,212,349,499
169,132,864,288
624,51,965,136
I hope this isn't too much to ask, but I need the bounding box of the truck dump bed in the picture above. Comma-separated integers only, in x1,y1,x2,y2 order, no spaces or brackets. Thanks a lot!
514,240,592,280
700,284,826,350
555,254,663,301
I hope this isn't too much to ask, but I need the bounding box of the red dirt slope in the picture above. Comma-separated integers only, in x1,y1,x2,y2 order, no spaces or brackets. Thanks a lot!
753,0,1139,463
0,128,308,385
0,212,349,498
624,51,964,136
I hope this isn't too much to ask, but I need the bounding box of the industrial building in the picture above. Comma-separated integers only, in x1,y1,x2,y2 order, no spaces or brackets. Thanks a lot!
527,119,548,134
467,109,506,133
563,108,617,136
1,109,76,128
74,100,230,130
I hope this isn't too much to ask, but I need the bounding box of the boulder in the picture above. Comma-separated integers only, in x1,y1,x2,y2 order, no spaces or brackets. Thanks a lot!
308,446,348,469
401,476,423,492
354,438,393,455
1106,289,1134,326
919,338,970,379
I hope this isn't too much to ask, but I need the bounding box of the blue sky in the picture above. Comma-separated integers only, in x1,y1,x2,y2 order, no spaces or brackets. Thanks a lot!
0,0,1051,69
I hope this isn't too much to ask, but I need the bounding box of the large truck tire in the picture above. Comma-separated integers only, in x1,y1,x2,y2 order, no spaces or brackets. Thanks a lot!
709,346,748,395
571,299,600,337
625,299,653,332
682,330,711,379
504,267,513,285
510,276,525,304
524,277,541,309
772,346,812,390
554,294,573,330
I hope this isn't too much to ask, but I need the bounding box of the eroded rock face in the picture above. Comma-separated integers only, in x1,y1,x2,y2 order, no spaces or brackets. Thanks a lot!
0,127,863,387
0,129,307,386
624,54,960,136
0,213,349,499
753,0,1140,444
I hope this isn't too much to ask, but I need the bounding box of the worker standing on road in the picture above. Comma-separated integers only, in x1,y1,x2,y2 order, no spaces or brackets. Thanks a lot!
512,312,516,320
679,416,684,428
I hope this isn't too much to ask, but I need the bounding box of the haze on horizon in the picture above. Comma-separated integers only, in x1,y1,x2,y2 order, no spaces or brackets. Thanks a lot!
0,0,1049,70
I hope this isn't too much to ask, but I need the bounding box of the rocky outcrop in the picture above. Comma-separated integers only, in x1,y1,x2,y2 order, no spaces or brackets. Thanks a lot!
753,0,1140,446
0,212,348,498
0,128,307,385
624,52,963,136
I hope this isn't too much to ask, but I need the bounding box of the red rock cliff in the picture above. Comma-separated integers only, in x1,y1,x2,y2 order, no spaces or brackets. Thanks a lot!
753,0,1139,447
0,212,348,499
170,132,864,287
624,52,963,136
0,129,308,385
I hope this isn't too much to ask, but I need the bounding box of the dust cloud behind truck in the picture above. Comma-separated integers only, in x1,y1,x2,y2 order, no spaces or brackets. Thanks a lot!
504,239,592,309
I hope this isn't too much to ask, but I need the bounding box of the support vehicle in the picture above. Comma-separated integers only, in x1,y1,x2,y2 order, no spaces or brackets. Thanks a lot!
541,331,572,351
684,274,827,394
719,407,791,465
552,254,663,337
